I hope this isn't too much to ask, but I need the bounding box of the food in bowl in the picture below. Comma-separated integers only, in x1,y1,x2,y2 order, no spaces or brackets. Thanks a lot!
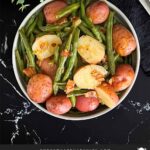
15,0,137,117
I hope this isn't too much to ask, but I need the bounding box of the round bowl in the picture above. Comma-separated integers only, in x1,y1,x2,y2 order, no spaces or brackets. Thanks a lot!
12,0,140,120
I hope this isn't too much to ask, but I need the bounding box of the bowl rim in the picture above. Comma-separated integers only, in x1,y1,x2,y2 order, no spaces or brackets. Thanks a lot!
12,0,141,121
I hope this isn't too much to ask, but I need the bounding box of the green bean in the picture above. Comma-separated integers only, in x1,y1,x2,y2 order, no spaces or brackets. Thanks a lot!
69,95,76,107
100,31,106,42
64,27,71,32
79,24,94,37
19,28,35,67
56,82,67,86
16,49,24,77
53,27,75,95
30,33,35,46
39,22,71,32
54,46,60,64
25,15,36,32
56,2,80,19
36,32,51,38
80,0,102,42
27,17,38,37
73,54,78,73
37,11,44,28
33,28,41,34
67,89,88,97
62,28,80,81
85,0,92,6
106,12,115,75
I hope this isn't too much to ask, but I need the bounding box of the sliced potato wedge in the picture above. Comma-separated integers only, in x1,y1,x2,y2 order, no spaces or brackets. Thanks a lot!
95,82,119,108
73,65,107,89
77,35,105,64
32,35,62,60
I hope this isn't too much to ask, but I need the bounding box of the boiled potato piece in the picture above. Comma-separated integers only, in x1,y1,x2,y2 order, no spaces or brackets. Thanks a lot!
32,35,62,60
77,35,105,64
95,82,119,108
74,65,107,89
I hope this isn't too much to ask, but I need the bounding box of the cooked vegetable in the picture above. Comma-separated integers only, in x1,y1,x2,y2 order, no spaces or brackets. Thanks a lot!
32,34,62,60
46,95,72,115
113,24,137,56
77,35,105,64
27,74,53,103
95,82,119,108
70,95,76,107
62,28,80,81
23,67,36,78
86,1,110,24
110,64,135,92
76,96,99,112
43,1,67,24
74,65,107,89
19,28,35,67
39,57,57,80
106,11,116,75
80,0,102,42
56,2,80,19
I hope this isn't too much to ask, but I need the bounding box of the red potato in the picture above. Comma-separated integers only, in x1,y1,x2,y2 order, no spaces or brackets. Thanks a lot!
39,57,57,80
111,64,135,92
27,74,52,103
86,1,110,24
76,96,99,112
113,24,137,56
43,0,67,24
46,96,72,115
95,82,119,108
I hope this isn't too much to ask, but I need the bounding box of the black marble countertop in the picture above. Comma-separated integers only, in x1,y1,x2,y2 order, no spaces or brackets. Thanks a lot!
1,0,150,145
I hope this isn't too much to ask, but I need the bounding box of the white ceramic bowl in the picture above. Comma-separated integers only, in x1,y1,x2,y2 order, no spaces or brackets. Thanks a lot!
12,0,140,120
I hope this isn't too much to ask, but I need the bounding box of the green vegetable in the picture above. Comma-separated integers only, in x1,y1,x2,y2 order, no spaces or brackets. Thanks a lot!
19,28,35,67
25,15,36,32
79,23,94,37
37,11,44,28
16,49,24,77
54,46,60,64
27,17,38,37
56,2,80,19
29,33,35,46
69,96,76,107
80,0,102,42
53,27,75,95
106,12,115,75
62,28,80,81
67,89,88,97
39,22,71,32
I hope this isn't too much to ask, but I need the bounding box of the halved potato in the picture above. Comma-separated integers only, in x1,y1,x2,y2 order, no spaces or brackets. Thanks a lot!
73,65,107,89
77,35,105,64
95,82,119,108
32,35,62,60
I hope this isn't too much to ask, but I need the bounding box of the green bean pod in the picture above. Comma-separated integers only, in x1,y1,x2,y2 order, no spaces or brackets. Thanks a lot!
19,28,35,67
62,28,80,81
56,2,80,19
54,46,60,64
39,22,71,32
69,95,76,107
106,12,115,75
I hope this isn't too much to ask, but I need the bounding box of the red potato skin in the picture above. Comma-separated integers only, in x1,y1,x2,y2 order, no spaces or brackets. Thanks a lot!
43,0,67,24
113,24,137,56
86,1,110,24
27,74,52,103
111,64,135,92
46,96,72,115
39,58,57,80
76,96,99,112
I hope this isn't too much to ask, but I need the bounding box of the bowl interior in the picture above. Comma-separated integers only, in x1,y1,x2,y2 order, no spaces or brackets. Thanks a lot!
12,0,140,121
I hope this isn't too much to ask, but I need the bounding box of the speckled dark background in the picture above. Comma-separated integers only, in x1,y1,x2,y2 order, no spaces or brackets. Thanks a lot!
0,0,150,144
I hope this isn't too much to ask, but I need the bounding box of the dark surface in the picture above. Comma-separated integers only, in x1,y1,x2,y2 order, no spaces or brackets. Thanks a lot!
0,0,150,144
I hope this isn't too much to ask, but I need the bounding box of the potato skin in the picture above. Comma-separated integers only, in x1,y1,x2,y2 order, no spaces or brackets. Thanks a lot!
76,96,99,112
46,96,72,115
113,24,137,56
86,1,110,24
43,1,67,24
27,74,53,103
95,82,119,108
111,64,135,92
39,58,57,80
